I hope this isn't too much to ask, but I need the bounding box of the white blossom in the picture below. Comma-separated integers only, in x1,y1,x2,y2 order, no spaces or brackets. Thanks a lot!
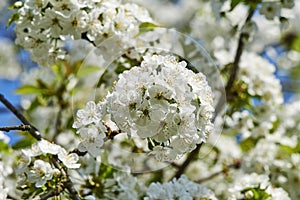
73,101,103,129
228,173,290,200
103,172,143,200
37,139,61,155
77,124,106,157
259,1,281,20
27,160,58,188
105,54,214,161
145,175,218,200
14,0,153,66
58,148,81,169
215,50,283,106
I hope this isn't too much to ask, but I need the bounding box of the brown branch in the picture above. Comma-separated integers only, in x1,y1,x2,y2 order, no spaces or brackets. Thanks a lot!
0,94,42,140
7,195,18,200
0,124,31,132
0,93,80,199
40,188,62,200
226,10,255,95
171,8,255,180
215,8,255,112
173,143,203,179
51,156,81,200
70,148,88,156
196,160,241,184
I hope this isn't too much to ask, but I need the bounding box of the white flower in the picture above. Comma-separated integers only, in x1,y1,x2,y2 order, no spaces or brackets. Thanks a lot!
105,55,214,161
243,139,278,172
0,188,8,200
16,150,32,175
215,50,283,106
58,148,81,169
73,101,103,129
145,175,217,200
27,160,57,188
21,139,61,158
37,139,61,155
103,172,143,200
14,0,153,66
259,2,281,20
229,173,291,200
77,125,106,157
267,187,291,200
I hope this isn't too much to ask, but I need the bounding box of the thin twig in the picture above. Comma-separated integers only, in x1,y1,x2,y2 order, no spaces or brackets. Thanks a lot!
173,143,203,179
196,160,241,184
0,94,80,199
40,188,62,200
215,8,255,112
0,124,31,132
7,195,19,200
51,156,81,200
0,94,42,140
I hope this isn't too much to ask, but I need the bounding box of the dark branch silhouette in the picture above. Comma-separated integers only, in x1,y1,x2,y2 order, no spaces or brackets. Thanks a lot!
0,93,80,200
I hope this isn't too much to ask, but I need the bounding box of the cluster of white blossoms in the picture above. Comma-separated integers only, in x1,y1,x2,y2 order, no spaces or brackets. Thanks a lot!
145,175,217,200
17,139,80,188
73,101,108,157
103,172,144,200
215,50,283,106
14,0,153,66
73,55,214,162
0,132,13,200
105,54,214,161
190,1,246,50
228,173,290,200
91,172,218,200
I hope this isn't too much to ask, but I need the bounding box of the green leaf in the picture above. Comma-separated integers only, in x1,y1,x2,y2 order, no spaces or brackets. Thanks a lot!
12,136,35,150
0,141,11,153
279,141,300,156
99,164,115,180
230,0,244,11
7,12,20,27
240,137,257,152
76,65,102,78
242,187,271,200
15,85,42,95
114,64,128,74
139,22,160,33
51,64,63,80
291,36,300,52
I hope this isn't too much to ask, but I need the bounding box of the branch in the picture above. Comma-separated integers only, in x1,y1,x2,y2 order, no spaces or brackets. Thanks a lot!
0,124,31,132
40,188,62,200
51,156,81,200
225,9,255,97
196,160,241,183
0,94,42,140
0,94,80,199
215,8,255,112
171,8,255,180
7,195,18,200
173,143,203,179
